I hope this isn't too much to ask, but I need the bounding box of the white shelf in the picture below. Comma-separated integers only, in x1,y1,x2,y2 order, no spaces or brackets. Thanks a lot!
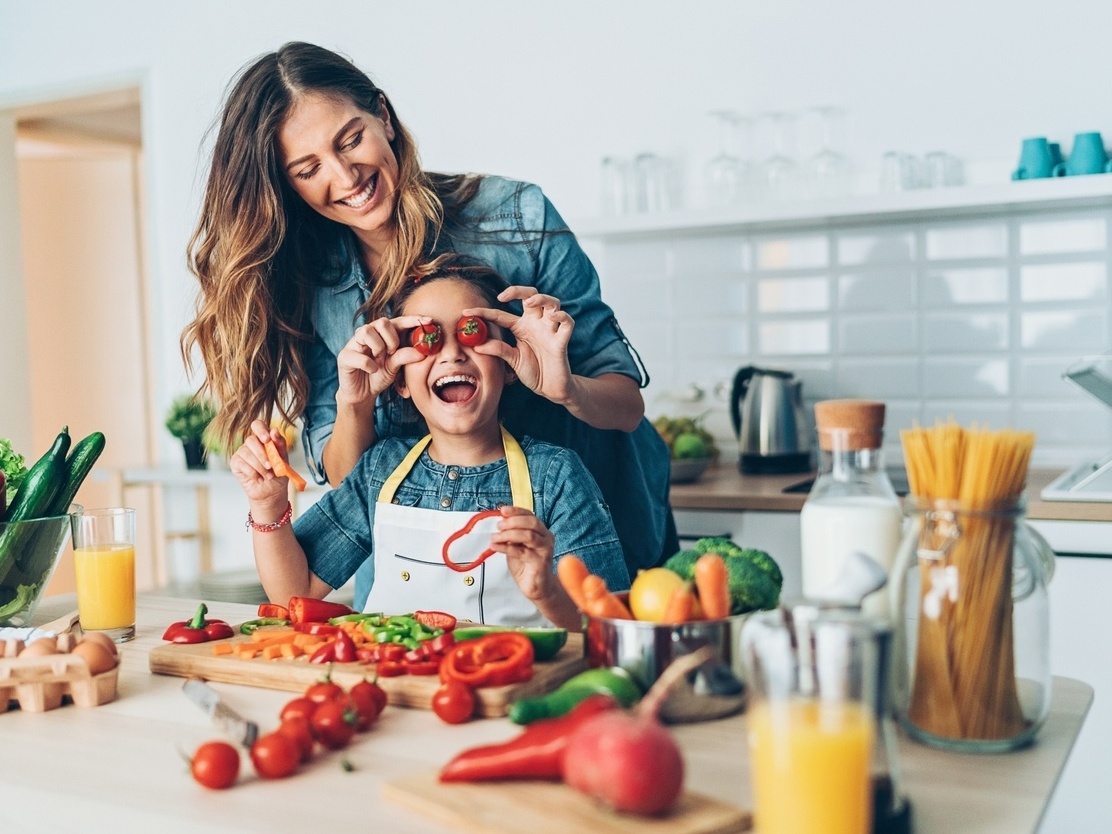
572,174,1112,239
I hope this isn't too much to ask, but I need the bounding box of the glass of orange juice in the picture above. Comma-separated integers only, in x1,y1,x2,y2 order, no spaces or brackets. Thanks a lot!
741,607,888,834
71,508,136,643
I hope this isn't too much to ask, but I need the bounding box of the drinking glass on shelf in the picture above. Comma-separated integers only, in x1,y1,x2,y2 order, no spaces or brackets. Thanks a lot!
704,110,752,208
632,152,676,213
804,106,852,199
757,111,800,201
600,156,630,215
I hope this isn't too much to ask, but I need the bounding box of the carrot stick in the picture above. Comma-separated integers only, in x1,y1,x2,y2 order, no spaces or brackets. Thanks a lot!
279,643,304,659
694,553,731,620
263,437,307,492
211,642,235,656
661,583,697,625
581,574,634,620
556,555,591,611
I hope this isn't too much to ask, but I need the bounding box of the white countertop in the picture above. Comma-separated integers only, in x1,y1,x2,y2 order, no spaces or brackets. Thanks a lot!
0,595,1093,834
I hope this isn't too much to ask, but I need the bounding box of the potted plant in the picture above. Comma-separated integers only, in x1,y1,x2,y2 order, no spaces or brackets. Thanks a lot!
164,394,216,470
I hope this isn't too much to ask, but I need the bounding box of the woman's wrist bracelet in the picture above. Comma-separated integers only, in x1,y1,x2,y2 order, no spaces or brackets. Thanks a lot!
246,501,293,533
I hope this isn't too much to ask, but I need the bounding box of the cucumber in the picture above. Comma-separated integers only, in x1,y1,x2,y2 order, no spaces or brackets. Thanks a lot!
507,666,644,725
2,427,70,523
46,431,106,516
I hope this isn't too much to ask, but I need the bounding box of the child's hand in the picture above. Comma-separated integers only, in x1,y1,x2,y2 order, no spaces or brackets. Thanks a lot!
490,506,558,602
229,420,290,510
335,315,434,408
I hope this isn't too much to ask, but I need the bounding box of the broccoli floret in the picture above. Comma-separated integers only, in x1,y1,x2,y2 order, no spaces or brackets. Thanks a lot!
662,549,700,581
693,536,743,560
724,556,780,614
735,547,783,587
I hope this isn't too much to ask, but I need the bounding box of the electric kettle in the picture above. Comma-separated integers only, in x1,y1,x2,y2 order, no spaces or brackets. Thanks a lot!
729,366,812,474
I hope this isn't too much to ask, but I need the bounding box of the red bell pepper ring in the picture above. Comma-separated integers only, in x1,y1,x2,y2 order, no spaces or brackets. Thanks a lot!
440,631,534,688
257,603,290,620
442,510,503,572
162,602,236,644
287,596,355,625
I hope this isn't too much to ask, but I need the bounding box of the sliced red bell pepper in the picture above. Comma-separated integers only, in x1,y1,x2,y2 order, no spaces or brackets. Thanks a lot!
257,603,289,620
439,693,618,782
287,596,354,625
414,610,457,631
402,659,441,676
162,602,236,643
440,631,534,688
333,630,358,663
294,621,339,636
376,660,406,677
309,640,338,664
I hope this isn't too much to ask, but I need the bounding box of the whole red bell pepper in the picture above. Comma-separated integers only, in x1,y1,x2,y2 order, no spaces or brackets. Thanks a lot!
438,693,618,782
162,602,235,643
286,596,354,625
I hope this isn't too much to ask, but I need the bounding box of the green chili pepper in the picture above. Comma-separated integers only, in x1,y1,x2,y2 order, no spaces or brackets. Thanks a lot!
239,617,289,635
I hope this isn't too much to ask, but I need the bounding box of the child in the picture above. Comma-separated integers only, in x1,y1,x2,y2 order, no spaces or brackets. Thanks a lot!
230,257,629,629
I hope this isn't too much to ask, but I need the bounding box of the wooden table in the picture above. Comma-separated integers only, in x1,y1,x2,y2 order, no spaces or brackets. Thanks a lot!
0,596,1092,834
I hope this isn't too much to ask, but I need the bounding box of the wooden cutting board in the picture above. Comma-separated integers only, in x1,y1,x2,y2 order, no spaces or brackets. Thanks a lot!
382,769,751,834
149,631,586,716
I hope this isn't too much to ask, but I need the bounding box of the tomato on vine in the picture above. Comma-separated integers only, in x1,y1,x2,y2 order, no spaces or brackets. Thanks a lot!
455,315,488,347
410,322,444,356
190,741,240,790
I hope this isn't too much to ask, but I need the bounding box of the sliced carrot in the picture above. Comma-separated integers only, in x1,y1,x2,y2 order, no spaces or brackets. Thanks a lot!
581,574,634,620
261,644,287,659
293,633,324,648
556,555,590,611
279,643,304,659
250,627,297,643
694,553,732,620
232,644,260,659
211,642,235,656
661,582,697,625
263,437,307,492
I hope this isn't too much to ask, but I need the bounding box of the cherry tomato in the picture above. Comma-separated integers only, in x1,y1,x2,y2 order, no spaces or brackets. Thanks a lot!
348,682,383,731
410,322,444,356
455,316,488,348
190,740,240,790
280,696,318,723
310,700,358,750
250,732,300,779
276,716,315,763
432,681,476,725
305,679,345,704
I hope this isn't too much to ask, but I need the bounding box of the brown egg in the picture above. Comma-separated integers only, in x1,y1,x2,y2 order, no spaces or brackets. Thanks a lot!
71,639,117,675
18,636,59,659
78,630,118,656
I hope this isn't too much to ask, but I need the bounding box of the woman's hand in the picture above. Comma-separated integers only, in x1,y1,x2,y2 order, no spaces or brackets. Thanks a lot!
467,286,574,406
229,420,291,511
335,315,432,407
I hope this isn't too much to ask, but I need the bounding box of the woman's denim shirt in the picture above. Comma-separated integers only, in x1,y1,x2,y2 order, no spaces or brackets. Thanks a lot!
295,435,630,610
301,176,675,572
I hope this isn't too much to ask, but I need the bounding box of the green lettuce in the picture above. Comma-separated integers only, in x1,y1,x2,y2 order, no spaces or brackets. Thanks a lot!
0,437,27,502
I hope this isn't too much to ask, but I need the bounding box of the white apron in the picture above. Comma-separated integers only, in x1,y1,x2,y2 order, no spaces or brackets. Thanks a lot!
363,427,546,626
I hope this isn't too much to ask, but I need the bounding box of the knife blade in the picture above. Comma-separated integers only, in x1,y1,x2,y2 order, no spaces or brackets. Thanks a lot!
182,677,259,748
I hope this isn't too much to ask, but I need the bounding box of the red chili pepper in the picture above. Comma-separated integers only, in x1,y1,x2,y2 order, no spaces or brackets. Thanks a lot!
439,694,618,782
257,603,290,620
333,630,358,663
162,602,236,644
287,597,355,625
440,632,534,688
442,509,503,572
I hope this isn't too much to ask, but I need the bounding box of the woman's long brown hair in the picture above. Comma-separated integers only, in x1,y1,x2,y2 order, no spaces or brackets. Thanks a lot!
182,42,479,453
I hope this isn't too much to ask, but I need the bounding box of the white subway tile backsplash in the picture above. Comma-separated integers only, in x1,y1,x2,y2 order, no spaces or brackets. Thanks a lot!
673,276,747,316
670,236,747,275
838,358,920,398
924,267,1009,306
758,276,830,312
923,312,1008,352
838,271,915,311
923,357,1009,397
1017,403,1112,447
925,223,1008,260
758,319,830,355
1021,310,1107,351
1020,262,1107,303
1018,357,1083,398
675,320,747,360
837,231,916,266
920,402,1011,428
754,235,829,270
604,240,670,278
840,314,919,354
1019,217,1107,255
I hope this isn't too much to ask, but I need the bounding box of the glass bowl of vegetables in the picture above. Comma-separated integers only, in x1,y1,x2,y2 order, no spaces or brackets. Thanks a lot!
0,505,81,627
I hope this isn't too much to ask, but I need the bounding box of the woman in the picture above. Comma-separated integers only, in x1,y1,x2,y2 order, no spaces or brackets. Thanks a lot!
182,41,675,576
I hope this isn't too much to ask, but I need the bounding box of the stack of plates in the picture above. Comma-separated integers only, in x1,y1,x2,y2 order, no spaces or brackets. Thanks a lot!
199,569,268,604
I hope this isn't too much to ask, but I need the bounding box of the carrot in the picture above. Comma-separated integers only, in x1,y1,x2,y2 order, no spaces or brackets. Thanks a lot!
557,555,591,611
581,574,634,620
232,644,260,659
263,437,307,492
661,583,697,625
694,553,732,620
250,627,296,643
261,644,287,659
279,643,304,659
211,642,235,656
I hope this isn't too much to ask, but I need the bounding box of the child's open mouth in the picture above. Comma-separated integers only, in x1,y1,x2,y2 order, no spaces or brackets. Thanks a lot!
433,374,477,403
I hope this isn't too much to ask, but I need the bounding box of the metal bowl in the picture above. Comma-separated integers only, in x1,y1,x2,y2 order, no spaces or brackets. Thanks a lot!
670,457,711,484
584,596,748,723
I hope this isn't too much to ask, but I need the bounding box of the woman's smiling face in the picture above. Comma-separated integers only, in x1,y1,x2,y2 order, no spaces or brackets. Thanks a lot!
277,92,400,254
396,278,511,439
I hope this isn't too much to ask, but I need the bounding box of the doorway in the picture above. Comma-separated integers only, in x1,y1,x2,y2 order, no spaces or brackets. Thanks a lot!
5,87,159,595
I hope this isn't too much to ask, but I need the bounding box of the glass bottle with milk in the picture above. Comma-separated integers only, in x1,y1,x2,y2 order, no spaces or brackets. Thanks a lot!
800,400,903,619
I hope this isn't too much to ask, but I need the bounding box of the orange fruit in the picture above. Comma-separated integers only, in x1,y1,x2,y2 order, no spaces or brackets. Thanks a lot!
628,568,688,622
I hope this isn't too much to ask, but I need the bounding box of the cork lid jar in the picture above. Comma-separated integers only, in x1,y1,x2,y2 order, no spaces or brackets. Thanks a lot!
814,399,887,452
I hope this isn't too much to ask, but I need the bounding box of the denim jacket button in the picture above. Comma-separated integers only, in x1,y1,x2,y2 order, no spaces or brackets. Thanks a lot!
440,497,452,508
447,469,459,481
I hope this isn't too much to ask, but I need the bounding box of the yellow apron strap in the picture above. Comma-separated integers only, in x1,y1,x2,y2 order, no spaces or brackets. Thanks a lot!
378,435,433,504
377,427,533,512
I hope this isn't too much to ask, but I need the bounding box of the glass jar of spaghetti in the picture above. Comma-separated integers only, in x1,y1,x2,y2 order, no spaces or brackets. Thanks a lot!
889,496,1054,752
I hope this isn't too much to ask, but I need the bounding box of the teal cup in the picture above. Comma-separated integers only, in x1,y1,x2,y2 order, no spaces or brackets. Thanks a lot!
1053,132,1111,177
1012,137,1055,180
1049,142,1065,169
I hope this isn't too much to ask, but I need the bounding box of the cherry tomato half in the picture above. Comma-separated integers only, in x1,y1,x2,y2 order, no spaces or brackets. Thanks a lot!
191,740,240,790
410,322,444,356
455,315,489,347
250,732,300,779
432,681,476,725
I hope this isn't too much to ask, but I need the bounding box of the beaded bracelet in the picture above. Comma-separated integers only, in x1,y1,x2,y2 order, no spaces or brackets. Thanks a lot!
246,501,293,533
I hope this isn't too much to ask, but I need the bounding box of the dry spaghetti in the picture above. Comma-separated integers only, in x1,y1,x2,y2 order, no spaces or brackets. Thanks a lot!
900,420,1035,741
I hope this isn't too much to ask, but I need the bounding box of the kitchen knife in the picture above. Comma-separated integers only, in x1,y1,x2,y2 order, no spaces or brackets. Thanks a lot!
182,677,259,748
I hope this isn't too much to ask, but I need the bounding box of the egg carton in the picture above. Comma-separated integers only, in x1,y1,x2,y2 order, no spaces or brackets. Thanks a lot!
0,636,120,712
